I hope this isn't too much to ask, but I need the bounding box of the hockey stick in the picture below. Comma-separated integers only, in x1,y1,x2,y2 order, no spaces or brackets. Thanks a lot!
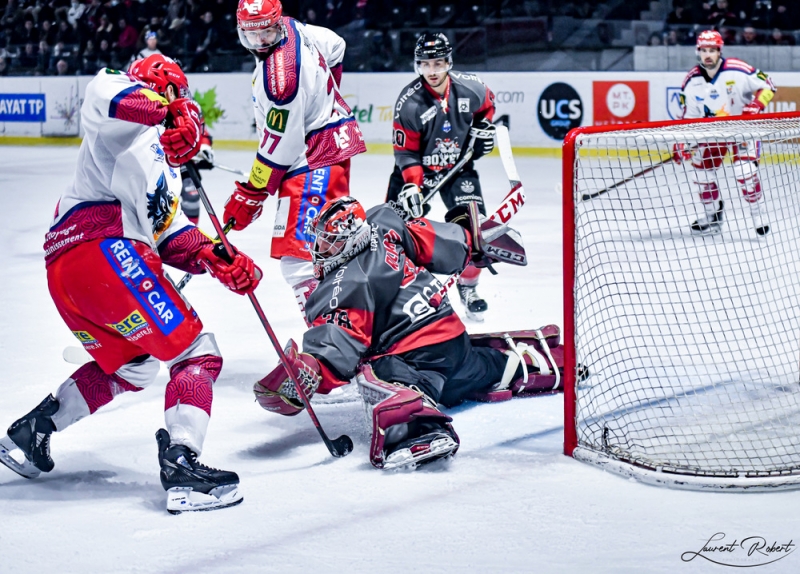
580,149,687,202
173,219,235,291
430,130,526,307
212,163,248,178
420,134,476,206
185,162,353,459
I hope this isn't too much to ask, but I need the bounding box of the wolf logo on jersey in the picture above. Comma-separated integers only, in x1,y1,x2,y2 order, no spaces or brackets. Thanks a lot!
422,138,460,170
147,173,178,240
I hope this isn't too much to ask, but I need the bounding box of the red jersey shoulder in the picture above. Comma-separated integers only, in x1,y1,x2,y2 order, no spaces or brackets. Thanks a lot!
722,58,756,73
681,66,704,89
262,17,302,105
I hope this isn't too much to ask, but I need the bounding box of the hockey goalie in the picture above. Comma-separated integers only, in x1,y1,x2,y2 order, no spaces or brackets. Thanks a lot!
253,196,564,471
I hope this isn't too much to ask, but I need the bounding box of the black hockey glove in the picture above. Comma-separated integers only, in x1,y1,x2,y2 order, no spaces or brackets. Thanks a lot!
470,119,496,159
445,202,527,270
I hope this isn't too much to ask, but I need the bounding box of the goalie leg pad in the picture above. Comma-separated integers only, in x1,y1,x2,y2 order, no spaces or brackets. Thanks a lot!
469,326,564,400
355,365,459,470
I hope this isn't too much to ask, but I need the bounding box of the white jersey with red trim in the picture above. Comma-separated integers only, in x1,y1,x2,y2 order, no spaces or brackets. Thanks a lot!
246,17,366,195
680,58,775,119
44,69,191,264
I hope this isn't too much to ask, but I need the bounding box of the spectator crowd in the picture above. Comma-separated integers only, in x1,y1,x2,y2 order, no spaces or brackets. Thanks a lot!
655,0,800,46
0,0,243,76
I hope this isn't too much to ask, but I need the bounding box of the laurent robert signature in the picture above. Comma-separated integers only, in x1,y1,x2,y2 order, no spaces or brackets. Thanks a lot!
681,532,795,567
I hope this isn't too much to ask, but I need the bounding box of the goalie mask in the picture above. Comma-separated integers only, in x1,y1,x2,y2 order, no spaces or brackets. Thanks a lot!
237,0,285,58
129,54,190,99
310,197,370,279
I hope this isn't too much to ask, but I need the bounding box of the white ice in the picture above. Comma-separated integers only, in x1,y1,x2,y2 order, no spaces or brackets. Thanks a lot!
0,147,798,573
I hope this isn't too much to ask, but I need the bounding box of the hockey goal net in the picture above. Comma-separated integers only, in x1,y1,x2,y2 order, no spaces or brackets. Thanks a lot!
563,113,800,491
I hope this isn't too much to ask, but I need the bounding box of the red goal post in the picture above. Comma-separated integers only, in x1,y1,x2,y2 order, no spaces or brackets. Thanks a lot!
563,112,800,491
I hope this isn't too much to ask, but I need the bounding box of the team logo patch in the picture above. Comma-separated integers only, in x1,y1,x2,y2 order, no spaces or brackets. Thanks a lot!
107,310,149,338
149,143,165,162
147,173,178,241
757,71,768,82
249,157,273,189
443,120,451,133
100,239,185,336
420,105,437,125
458,98,470,112
266,107,289,133
460,180,475,193
393,128,406,148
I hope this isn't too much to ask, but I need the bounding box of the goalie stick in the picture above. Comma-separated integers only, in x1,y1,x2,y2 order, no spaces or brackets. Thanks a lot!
185,162,353,459
431,126,526,306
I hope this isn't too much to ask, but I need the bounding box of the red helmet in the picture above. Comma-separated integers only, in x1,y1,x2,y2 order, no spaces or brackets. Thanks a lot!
129,54,190,99
310,197,369,277
237,0,284,54
696,30,724,50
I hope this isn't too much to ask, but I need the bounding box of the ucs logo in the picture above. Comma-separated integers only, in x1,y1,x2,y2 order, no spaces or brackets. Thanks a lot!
538,83,583,140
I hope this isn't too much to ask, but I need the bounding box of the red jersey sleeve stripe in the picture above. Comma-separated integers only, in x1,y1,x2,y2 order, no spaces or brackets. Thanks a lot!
393,121,421,152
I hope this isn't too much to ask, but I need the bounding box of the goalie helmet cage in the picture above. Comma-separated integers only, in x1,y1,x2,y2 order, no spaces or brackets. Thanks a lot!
562,112,800,491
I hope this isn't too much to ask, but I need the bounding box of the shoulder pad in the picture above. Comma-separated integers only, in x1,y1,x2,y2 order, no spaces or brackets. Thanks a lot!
394,79,425,115
681,66,703,89
262,18,302,105
722,58,756,73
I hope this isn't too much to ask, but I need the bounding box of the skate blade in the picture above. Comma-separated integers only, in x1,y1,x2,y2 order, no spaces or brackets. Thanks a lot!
383,436,458,471
166,484,243,514
464,309,486,322
0,435,41,479
691,224,722,236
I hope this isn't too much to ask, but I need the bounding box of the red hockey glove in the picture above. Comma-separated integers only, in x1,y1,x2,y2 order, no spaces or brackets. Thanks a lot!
161,98,202,165
672,143,692,164
198,243,262,295
742,99,765,115
223,181,271,231
254,339,322,416
331,63,343,87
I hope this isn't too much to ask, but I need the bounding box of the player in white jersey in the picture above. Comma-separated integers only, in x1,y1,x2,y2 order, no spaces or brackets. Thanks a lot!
674,30,776,236
223,0,366,325
0,55,262,514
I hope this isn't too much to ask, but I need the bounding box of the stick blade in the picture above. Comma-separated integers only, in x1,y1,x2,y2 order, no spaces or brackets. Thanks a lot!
495,125,520,182
330,435,354,458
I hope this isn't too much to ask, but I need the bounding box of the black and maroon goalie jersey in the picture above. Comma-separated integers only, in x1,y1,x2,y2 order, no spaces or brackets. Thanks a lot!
302,205,471,380
392,71,495,188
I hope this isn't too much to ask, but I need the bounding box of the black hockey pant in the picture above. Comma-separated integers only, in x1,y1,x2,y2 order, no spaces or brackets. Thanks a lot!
386,163,487,216
371,331,508,407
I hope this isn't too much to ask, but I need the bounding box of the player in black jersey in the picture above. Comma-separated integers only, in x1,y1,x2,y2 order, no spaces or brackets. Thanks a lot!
386,32,497,322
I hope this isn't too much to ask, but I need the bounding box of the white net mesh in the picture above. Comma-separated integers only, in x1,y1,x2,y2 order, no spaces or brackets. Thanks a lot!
570,117,800,484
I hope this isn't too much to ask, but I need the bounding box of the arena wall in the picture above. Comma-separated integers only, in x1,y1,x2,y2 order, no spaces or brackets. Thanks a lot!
3,71,800,153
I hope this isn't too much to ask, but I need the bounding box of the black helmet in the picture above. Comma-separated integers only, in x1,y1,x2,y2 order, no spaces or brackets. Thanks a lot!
414,32,453,75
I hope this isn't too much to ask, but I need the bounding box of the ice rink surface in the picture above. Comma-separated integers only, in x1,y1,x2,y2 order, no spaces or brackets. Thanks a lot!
0,146,798,573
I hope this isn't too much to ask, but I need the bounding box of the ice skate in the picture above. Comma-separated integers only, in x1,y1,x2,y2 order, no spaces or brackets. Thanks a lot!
690,199,724,236
156,429,242,514
750,200,770,237
0,395,59,479
457,283,488,322
383,431,459,471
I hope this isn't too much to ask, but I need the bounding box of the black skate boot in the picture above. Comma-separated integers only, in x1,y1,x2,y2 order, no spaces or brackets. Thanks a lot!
457,283,488,322
156,428,242,514
383,420,459,471
690,200,724,235
0,395,59,479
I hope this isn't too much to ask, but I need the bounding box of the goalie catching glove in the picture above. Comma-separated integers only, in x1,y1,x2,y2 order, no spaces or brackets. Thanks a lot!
254,340,323,416
198,243,262,295
161,98,202,166
445,201,526,269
